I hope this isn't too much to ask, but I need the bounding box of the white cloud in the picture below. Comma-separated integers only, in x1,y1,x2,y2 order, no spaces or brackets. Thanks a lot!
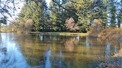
46,0,51,7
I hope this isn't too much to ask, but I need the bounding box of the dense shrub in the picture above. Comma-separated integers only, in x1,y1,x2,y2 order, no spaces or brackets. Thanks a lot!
89,19,122,42
99,28,122,42
89,19,104,37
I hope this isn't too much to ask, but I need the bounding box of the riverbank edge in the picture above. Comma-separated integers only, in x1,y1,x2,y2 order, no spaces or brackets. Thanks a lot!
30,32,88,36
0,32,88,36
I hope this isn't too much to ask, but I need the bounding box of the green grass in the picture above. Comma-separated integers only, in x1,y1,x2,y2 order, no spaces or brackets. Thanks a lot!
30,32,88,36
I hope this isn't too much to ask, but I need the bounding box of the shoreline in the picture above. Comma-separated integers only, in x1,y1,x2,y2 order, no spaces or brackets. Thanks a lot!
30,32,88,36
0,32,88,36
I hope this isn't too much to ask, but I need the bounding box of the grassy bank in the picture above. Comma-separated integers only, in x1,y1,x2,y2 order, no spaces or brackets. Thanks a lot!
0,31,88,36
30,32,88,36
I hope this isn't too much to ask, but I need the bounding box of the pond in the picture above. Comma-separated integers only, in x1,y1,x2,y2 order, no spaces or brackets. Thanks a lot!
0,33,121,68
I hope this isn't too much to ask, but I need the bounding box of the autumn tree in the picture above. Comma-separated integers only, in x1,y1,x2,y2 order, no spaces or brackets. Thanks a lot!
65,17,79,31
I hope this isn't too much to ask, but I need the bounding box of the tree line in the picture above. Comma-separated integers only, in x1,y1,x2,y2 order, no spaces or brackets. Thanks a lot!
8,0,122,33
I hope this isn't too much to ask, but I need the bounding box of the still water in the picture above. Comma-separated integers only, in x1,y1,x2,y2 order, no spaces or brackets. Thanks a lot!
0,33,121,68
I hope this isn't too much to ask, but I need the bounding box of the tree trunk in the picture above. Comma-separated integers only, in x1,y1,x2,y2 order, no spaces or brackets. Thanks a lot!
118,22,121,28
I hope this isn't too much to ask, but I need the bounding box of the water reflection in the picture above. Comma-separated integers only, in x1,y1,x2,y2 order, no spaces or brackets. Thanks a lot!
64,37,77,52
113,42,122,57
86,37,90,48
105,43,111,59
45,49,51,68
0,33,28,68
0,33,122,68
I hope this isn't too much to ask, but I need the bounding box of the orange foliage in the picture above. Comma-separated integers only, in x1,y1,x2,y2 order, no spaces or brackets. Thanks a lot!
89,19,104,37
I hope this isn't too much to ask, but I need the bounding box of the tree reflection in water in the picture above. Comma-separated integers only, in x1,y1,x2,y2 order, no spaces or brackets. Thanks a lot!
105,43,111,59
0,33,29,68
64,37,77,52
43,45,70,68
1,33,121,68
44,49,51,68
114,42,122,57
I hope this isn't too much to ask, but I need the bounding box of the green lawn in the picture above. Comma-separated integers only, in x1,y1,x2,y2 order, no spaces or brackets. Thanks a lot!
30,32,88,36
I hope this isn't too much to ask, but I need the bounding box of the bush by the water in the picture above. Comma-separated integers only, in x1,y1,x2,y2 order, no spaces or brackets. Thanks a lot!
98,28,122,41
89,27,122,42
8,19,33,33
89,19,122,42
88,19,104,37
